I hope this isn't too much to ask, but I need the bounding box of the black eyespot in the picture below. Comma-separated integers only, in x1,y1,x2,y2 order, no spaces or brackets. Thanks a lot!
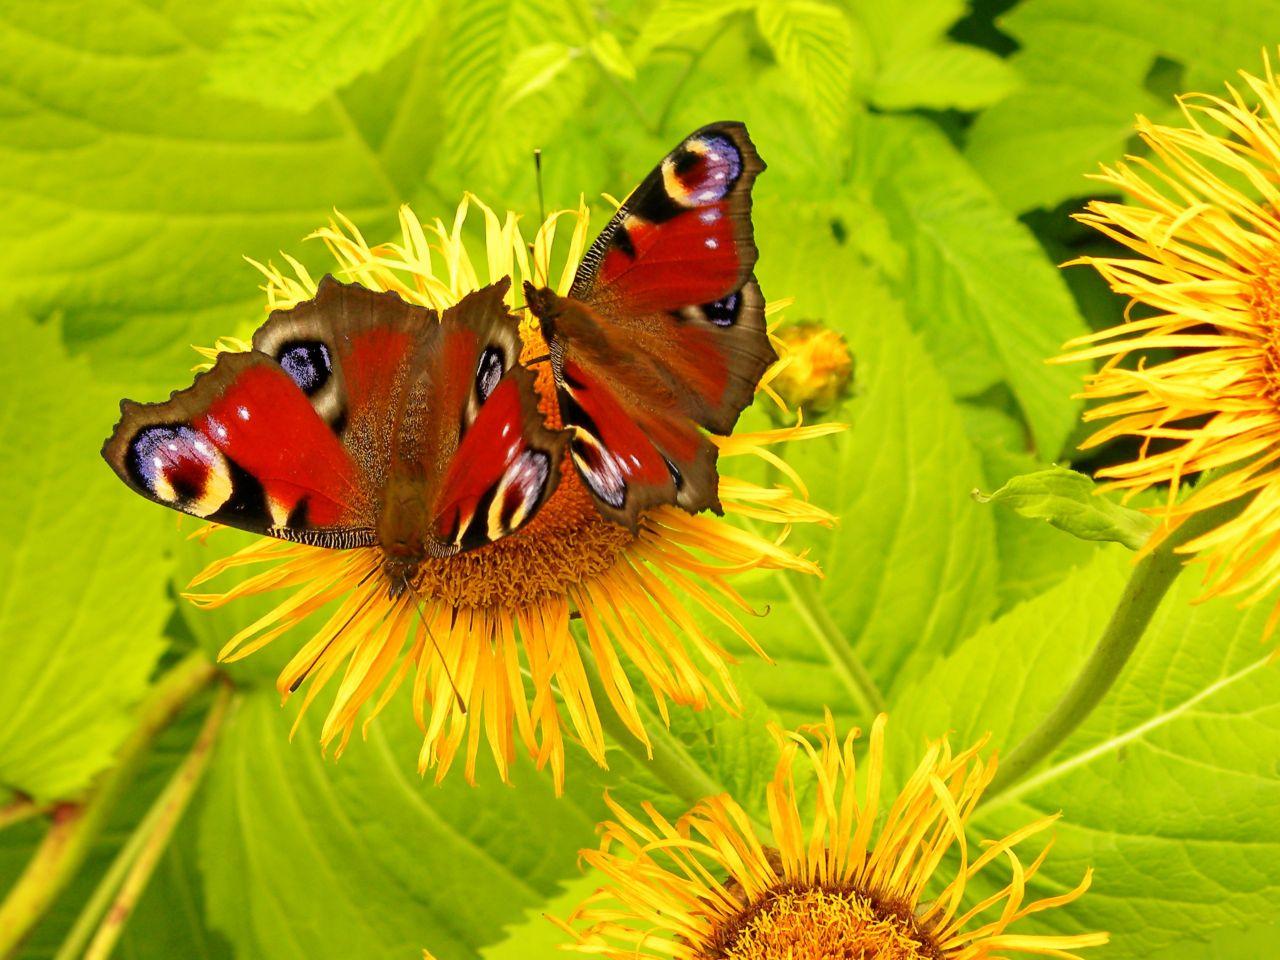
673,147,701,175
476,346,504,402
703,291,741,327
277,341,331,395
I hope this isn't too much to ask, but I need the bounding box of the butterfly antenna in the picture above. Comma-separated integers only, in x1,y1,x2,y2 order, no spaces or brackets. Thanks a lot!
288,567,382,693
534,148,546,227
530,148,549,289
403,577,467,715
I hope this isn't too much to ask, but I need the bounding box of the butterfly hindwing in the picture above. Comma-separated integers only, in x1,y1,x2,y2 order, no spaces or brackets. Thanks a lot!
529,121,774,528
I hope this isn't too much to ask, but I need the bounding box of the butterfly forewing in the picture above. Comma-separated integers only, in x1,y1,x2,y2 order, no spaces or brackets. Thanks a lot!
530,121,776,529
101,277,429,546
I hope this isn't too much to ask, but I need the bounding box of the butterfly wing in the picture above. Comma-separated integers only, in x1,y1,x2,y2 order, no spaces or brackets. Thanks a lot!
103,276,438,547
404,280,569,556
531,121,775,528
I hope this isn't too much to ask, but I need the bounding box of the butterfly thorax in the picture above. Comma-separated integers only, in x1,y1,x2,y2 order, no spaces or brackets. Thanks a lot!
377,466,438,591
523,283,561,326
524,285,613,369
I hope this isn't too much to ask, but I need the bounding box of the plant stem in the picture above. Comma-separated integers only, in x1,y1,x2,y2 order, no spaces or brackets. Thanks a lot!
983,500,1241,802
579,642,774,839
580,648,720,808
762,442,886,719
0,796,44,831
77,683,233,960
780,571,887,717
0,652,217,960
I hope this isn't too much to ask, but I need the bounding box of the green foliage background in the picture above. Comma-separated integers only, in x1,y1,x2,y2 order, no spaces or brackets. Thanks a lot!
2,0,1280,956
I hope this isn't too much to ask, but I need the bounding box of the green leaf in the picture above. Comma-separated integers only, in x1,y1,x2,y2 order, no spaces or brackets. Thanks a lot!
479,871,602,959
965,0,1280,213
198,689,599,960
871,43,1018,111
587,31,635,81
437,0,518,180
963,405,1097,612
207,0,437,111
499,43,577,104
733,216,998,720
854,112,1087,458
847,0,1018,110
975,466,1156,550
0,0,447,388
430,0,600,197
755,0,868,145
0,691,229,959
892,549,1280,956
0,317,171,801
631,0,758,64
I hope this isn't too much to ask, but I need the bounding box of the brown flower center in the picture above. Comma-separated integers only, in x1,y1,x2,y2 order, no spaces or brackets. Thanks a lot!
704,884,940,960
412,327,635,608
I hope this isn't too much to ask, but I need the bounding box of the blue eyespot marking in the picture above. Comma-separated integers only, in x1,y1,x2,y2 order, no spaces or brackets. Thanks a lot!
476,346,504,402
126,423,230,515
277,341,332,395
703,291,741,327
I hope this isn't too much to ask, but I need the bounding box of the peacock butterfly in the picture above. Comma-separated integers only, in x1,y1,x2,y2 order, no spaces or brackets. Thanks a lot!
104,121,772,590
524,121,775,529
103,277,567,595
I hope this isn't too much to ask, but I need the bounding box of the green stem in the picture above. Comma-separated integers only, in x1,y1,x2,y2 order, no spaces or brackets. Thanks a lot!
780,571,887,717
0,652,217,960
579,642,775,840
983,499,1241,801
762,441,886,719
580,648,720,808
78,684,233,960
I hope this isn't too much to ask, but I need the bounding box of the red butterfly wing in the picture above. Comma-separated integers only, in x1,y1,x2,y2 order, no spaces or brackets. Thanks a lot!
105,278,567,559
103,278,440,545
528,121,774,528
407,282,568,556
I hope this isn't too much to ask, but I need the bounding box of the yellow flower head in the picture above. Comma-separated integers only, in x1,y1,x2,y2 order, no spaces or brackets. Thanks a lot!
769,319,854,419
1062,56,1280,627
560,714,1106,959
184,195,838,790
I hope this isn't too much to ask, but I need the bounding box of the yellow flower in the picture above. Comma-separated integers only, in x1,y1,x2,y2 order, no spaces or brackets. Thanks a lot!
559,714,1106,959
768,319,854,419
1061,56,1280,627
184,196,838,790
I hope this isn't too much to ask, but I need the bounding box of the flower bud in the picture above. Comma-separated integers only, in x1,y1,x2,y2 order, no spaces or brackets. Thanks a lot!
769,320,854,418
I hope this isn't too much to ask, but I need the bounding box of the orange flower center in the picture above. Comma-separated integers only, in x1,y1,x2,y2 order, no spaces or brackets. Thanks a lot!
413,326,636,608
704,885,939,960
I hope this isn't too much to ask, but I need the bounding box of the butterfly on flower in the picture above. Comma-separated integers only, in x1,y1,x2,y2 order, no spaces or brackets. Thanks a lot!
102,122,774,601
